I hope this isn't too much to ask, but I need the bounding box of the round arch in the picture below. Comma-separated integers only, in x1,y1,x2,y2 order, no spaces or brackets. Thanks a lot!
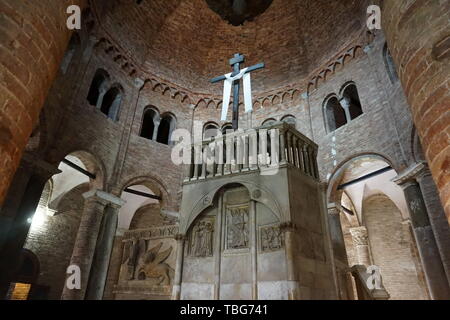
181,180,284,234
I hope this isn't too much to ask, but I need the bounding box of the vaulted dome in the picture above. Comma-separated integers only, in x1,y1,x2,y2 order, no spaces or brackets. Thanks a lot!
94,0,367,95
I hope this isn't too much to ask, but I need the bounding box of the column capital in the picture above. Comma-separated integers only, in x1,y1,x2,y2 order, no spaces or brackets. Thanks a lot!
349,226,369,246
82,189,125,208
391,162,427,188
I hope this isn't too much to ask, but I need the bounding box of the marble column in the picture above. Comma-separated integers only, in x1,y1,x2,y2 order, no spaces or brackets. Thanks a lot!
172,234,186,300
85,196,125,300
61,190,119,300
0,154,60,299
339,97,352,123
349,226,371,266
415,165,450,285
393,165,450,299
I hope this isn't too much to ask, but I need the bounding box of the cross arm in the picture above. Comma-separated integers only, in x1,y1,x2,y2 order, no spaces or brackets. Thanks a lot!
210,62,265,83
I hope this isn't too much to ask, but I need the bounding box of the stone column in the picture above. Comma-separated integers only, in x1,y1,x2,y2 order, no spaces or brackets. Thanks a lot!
280,222,299,300
85,196,125,300
416,166,450,285
0,154,60,298
349,226,371,266
172,234,186,300
327,203,350,300
393,165,450,300
152,120,160,141
339,97,352,123
61,190,116,300
382,0,450,222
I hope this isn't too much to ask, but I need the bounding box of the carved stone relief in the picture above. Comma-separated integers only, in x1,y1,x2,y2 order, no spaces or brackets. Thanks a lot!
260,224,284,252
226,205,250,250
120,225,177,286
188,218,215,257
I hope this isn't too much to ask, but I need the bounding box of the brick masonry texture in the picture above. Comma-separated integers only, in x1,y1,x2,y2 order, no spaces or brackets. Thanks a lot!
0,0,449,300
382,0,450,222
0,0,87,206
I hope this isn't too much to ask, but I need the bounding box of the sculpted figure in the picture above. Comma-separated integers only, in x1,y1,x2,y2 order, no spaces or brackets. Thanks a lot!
137,242,175,286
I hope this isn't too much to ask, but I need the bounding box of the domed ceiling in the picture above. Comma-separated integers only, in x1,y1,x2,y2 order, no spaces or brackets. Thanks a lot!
92,0,367,96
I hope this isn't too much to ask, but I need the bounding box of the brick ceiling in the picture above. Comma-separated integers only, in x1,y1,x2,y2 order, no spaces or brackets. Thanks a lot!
93,0,367,95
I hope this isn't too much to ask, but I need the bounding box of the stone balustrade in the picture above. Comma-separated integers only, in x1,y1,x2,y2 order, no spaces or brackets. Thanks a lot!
183,122,319,183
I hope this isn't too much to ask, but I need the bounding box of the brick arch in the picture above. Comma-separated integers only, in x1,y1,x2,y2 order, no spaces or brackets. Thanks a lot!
120,175,174,212
326,152,398,205
53,150,106,191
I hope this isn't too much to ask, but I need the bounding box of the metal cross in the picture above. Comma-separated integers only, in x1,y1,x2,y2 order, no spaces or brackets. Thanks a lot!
210,53,265,130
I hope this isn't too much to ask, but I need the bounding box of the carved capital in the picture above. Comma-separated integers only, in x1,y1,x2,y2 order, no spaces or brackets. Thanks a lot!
391,162,427,188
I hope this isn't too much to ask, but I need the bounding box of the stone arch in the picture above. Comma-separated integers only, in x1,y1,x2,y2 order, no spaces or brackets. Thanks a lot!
157,112,176,145
120,175,173,213
87,68,110,106
101,83,123,121
203,121,220,139
181,181,284,234
340,81,363,120
54,149,106,191
281,114,296,128
323,94,346,133
326,152,397,206
140,106,160,140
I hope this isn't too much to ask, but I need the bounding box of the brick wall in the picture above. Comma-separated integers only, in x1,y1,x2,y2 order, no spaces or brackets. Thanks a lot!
364,194,427,300
0,0,86,206
382,0,450,222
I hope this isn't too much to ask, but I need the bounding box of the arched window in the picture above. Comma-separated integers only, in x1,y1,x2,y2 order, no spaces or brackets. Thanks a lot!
221,123,233,135
203,122,219,140
324,95,347,133
383,44,399,83
100,86,122,121
262,118,277,127
281,115,296,128
140,108,159,140
157,113,176,145
60,33,80,74
341,83,363,120
87,69,109,106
